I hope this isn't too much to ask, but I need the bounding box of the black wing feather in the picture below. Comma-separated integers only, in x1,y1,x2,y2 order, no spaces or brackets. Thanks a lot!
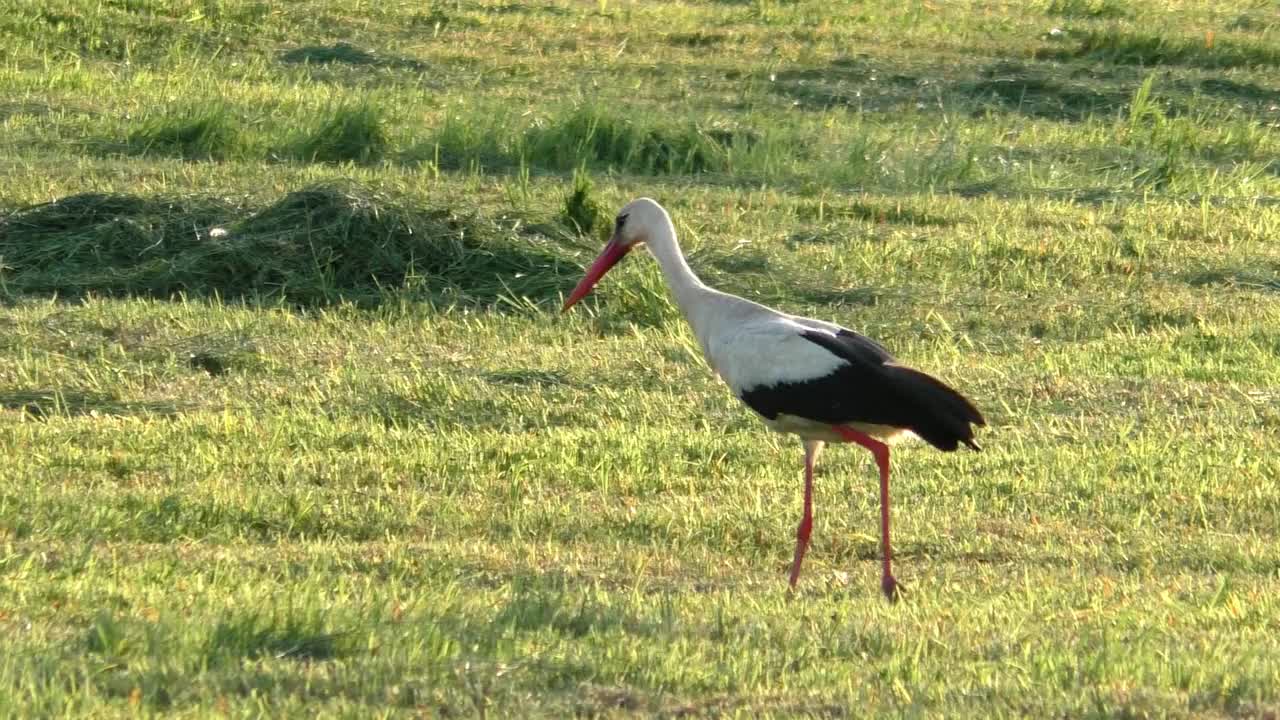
740,328,985,452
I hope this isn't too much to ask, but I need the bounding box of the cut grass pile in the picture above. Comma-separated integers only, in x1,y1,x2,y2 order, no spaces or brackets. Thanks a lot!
0,183,580,306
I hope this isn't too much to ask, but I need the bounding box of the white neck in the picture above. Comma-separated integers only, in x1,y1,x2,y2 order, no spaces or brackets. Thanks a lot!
644,216,711,321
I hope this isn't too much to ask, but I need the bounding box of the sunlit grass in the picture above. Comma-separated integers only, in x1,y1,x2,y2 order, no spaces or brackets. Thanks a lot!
1,0,1279,717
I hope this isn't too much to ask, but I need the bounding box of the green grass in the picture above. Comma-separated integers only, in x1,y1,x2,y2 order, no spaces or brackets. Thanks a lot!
121,103,242,161
1066,28,1280,69
292,103,389,165
1,0,1279,717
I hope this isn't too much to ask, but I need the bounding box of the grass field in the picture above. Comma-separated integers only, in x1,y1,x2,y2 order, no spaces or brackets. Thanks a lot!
2,0,1279,716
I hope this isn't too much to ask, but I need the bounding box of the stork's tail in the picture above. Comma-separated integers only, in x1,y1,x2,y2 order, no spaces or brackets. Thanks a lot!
884,365,986,452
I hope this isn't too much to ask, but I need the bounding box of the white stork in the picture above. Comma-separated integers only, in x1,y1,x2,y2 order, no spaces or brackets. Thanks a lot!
562,198,985,601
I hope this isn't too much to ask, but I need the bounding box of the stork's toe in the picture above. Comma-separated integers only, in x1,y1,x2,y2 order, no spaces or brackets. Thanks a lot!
881,574,905,603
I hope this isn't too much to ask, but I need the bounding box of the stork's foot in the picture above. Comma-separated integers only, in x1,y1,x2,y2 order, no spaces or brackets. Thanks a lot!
786,563,801,593
881,574,905,603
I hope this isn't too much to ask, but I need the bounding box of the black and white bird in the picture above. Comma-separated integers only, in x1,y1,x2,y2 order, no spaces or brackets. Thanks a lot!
562,198,985,600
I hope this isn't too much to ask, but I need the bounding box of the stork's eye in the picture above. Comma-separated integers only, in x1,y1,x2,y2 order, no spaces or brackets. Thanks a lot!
615,213,629,230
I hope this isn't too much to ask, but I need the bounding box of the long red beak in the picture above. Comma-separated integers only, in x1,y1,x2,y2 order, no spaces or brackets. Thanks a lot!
562,237,630,312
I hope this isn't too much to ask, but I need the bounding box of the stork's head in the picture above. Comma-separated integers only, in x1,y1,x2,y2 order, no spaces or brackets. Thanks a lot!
561,197,668,311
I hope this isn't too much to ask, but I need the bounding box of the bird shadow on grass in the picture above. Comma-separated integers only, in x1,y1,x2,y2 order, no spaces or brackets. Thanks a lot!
0,389,184,419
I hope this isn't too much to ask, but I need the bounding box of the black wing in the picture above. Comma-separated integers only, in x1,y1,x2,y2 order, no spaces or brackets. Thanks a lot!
740,328,985,452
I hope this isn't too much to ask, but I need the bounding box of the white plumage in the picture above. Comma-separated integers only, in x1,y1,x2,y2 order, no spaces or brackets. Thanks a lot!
562,198,984,600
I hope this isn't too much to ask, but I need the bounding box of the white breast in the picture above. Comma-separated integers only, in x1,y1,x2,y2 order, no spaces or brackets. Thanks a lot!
694,304,849,395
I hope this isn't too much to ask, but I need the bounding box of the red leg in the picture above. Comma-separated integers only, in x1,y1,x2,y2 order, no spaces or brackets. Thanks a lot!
788,441,821,589
832,426,902,602
788,443,819,589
